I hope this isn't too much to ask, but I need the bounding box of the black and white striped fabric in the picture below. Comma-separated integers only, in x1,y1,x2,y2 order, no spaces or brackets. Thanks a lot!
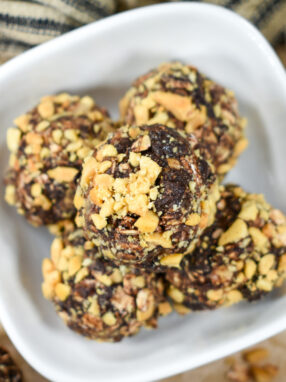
0,0,285,63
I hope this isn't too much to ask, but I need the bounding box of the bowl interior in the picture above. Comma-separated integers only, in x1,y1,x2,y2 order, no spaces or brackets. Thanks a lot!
0,3,286,382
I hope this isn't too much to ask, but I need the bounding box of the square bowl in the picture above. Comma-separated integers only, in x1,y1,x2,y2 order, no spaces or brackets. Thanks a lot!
0,3,286,382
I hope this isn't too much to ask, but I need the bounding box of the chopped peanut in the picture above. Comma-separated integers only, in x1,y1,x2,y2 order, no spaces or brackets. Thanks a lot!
48,167,78,183
91,214,107,230
135,211,159,233
219,219,248,246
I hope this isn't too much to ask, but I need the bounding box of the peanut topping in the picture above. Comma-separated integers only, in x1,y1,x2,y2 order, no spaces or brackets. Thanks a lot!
186,213,201,226
25,132,43,145
152,92,197,122
243,348,269,364
219,219,248,246
100,198,115,218
42,258,54,276
185,107,207,132
96,144,117,161
207,289,223,302
99,161,112,173
4,93,113,227
239,201,258,221
47,167,79,182
45,269,61,287
14,114,30,131
145,232,173,249
55,283,71,301
234,138,248,156
75,123,219,267
136,289,155,321
6,128,21,152
42,282,54,300
249,227,269,251
224,290,243,306
244,259,257,279
34,195,52,210
217,163,232,175
79,96,94,111
134,104,149,124
36,120,50,132
81,157,98,187
258,254,275,275
111,269,123,284
91,214,107,230
256,278,272,292
160,253,183,267
278,254,286,272
129,152,141,167
139,156,161,183
102,312,116,326
132,135,151,152
88,298,100,316
4,185,16,205
167,158,181,169
165,184,286,313
31,183,42,198
134,211,159,233
126,194,148,216
74,267,88,283
168,285,184,303
158,301,172,316
270,209,286,225
276,226,286,246
173,304,190,315
95,273,112,286
149,187,158,201
89,187,106,206
74,189,85,210
120,61,247,177
51,238,64,265
250,364,278,382
41,225,169,341
68,256,82,277
38,100,55,119
128,126,141,139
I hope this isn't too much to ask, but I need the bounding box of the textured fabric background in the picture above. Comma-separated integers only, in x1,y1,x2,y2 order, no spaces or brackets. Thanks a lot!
0,0,285,64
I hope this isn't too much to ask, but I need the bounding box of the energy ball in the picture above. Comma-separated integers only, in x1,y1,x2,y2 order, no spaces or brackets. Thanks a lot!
42,229,170,342
75,124,219,269
166,185,286,314
120,62,247,177
4,93,114,226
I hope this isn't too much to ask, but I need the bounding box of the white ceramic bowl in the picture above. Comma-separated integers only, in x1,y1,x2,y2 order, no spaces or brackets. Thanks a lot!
0,3,286,382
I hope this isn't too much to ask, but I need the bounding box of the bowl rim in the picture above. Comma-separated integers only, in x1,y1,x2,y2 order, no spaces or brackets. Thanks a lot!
0,2,285,82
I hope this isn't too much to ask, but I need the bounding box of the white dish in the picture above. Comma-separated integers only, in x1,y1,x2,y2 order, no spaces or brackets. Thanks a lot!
0,3,286,382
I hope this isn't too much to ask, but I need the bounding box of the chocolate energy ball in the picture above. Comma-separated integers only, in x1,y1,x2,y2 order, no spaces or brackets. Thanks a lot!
42,229,171,342
75,124,219,269
166,185,286,314
0,347,22,382
4,93,114,226
120,62,247,177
